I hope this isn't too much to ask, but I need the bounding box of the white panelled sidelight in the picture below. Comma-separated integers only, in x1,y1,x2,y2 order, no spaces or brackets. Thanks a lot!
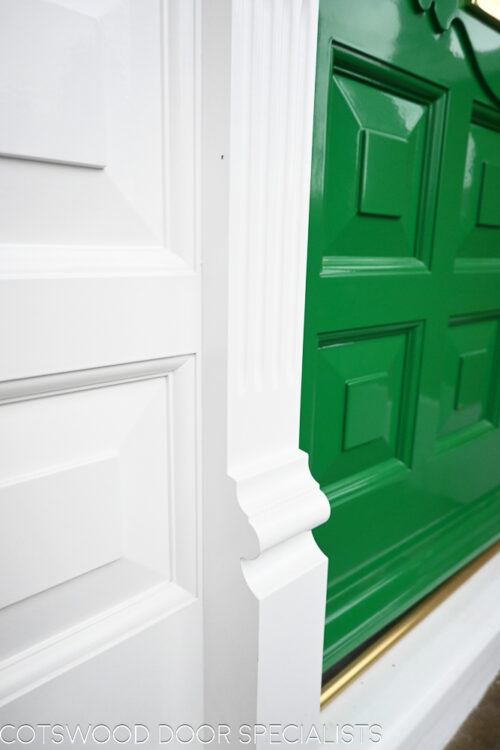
0,0,204,736
0,1,328,746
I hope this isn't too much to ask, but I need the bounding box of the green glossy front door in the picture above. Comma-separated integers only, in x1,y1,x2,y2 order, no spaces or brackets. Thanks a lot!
301,0,500,671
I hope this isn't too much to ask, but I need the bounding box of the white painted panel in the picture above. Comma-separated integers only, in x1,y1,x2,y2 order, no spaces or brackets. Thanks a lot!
0,0,164,248
0,0,105,168
0,358,199,707
0,376,173,602
0,0,202,732
0,457,120,609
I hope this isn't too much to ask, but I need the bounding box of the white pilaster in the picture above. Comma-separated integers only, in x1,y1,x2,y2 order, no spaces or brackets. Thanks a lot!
201,0,329,743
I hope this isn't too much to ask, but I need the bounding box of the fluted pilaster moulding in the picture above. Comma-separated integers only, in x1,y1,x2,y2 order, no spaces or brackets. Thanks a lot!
227,0,329,550
201,0,329,741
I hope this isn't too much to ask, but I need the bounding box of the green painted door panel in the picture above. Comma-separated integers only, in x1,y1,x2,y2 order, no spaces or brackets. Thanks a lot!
301,0,500,672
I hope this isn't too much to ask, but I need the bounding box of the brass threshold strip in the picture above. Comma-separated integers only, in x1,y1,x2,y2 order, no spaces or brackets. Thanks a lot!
321,539,500,711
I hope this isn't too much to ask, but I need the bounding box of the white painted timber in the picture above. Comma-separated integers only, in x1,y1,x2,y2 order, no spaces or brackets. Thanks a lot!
0,0,203,739
320,548,500,750
201,1,329,746
0,0,105,168
0,455,121,609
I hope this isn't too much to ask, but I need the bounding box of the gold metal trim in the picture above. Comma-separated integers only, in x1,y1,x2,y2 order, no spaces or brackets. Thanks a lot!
468,0,500,26
320,539,500,711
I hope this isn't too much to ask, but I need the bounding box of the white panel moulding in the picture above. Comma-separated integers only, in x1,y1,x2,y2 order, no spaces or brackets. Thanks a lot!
201,0,329,744
0,355,199,706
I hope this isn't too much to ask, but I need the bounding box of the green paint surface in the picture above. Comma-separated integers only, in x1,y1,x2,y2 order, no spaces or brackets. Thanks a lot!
301,0,500,671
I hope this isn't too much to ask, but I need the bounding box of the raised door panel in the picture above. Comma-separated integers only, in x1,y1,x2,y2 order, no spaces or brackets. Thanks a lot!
438,315,500,445
311,323,422,489
321,46,444,274
0,0,162,249
458,106,500,266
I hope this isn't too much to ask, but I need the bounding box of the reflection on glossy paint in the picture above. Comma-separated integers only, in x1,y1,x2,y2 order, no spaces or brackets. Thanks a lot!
463,132,477,189
393,96,424,131
448,27,465,58
354,0,402,62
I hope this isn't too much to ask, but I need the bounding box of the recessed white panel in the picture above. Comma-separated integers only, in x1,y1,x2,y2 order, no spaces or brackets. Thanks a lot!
0,0,105,168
